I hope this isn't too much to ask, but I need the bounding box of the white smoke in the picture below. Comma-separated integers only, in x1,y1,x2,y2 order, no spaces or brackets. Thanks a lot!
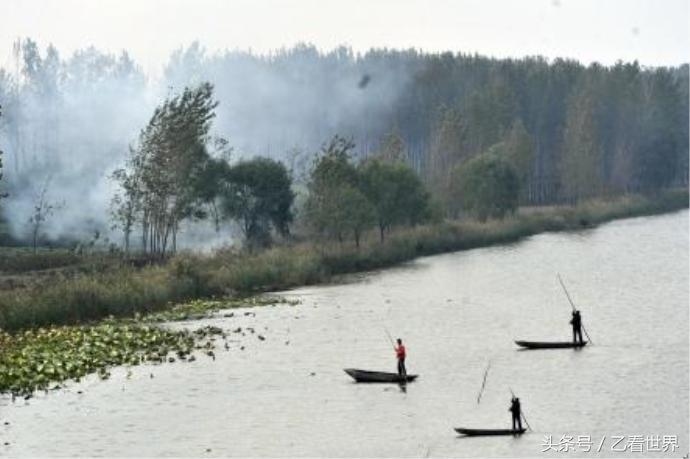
0,40,413,248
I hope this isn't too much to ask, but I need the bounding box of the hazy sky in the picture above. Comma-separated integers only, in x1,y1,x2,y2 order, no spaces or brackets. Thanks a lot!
1,0,688,75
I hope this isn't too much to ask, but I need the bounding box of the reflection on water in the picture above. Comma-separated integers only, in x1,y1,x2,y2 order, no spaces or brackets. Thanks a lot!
1,211,687,457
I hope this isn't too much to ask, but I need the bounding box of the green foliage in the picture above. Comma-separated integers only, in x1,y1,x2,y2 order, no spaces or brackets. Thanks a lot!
304,135,360,241
502,120,535,193
110,164,140,252
2,43,688,238
633,69,685,193
311,135,359,188
0,321,226,396
451,152,520,221
476,122,535,207
333,184,376,247
466,77,518,152
220,157,294,249
112,82,219,256
360,159,432,241
560,78,605,201
426,106,467,198
0,190,686,334
375,126,407,163
304,136,432,244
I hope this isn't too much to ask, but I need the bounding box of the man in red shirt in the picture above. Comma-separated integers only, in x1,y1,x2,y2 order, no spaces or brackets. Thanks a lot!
395,338,407,377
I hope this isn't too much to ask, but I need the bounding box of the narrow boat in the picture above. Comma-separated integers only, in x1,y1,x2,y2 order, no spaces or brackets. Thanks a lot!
454,427,526,436
515,340,587,349
343,368,418,383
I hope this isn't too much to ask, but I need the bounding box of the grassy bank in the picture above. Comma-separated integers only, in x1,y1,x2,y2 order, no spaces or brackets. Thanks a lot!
1,189,687,332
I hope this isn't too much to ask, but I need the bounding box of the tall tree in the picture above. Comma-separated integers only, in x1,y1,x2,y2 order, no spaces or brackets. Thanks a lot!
451,153,519,221
28,176,58,252
425,106,467,205
220,157,294,249
560,79,604,202
375,126,407,164
360,159,431,242
304,135,360,242
482,120,535,203
113,82,218,256
632,69,685,193
110,160,141,253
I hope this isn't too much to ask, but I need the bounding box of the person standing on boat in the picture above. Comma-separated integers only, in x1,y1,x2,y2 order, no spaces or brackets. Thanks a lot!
509,397,522,431
395,338,407,377
570,310,584,344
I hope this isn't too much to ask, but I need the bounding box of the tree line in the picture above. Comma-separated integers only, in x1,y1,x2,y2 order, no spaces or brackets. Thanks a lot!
110,83,294,255
110,84,434,254
0,40,687,247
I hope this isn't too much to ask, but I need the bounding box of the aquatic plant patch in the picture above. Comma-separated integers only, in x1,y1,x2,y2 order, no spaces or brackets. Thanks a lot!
0,322,224,396
141,296,299,323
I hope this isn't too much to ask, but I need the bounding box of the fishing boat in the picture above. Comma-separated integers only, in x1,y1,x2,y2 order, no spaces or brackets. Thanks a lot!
515,340,587,349
343,368,418,383
454,427,526,436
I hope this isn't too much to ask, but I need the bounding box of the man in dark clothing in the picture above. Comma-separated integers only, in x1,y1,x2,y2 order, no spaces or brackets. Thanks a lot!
395,338,407,377
509,397,523,431
570,310,584,344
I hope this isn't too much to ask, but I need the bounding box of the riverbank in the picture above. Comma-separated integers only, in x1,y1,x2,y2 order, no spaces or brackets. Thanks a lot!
2,207,686,456
0,189,687,333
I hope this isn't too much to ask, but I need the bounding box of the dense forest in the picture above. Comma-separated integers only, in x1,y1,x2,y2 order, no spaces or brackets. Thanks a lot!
0,39,687,249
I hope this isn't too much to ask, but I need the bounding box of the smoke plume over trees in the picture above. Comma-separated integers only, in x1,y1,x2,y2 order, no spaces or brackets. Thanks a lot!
0,39,687,249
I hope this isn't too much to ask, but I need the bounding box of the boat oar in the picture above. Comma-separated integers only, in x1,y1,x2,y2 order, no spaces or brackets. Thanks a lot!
557,274,594,345
476,360,491,404
508,387,532,431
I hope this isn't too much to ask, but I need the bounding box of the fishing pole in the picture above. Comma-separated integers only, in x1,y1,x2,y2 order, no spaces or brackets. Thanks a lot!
476,360,491,404
384,327,396,351
557,274,594,344
509,387,532,431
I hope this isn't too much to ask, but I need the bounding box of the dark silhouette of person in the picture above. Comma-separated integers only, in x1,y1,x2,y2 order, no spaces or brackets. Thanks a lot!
395,338,407,377
570,310,584,344
509,397,523,431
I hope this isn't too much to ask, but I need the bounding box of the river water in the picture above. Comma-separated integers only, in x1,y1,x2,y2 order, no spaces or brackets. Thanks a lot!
1,211,688,457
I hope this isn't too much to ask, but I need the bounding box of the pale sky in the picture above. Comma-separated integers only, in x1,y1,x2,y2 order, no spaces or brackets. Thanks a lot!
1,0,688,76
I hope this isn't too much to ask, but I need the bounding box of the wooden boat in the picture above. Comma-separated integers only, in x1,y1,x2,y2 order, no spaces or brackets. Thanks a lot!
515,340,587,349
344,368,418,383
454,427,526,436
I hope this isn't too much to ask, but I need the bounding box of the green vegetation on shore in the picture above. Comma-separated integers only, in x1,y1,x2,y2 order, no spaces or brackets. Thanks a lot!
1,189,686,333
